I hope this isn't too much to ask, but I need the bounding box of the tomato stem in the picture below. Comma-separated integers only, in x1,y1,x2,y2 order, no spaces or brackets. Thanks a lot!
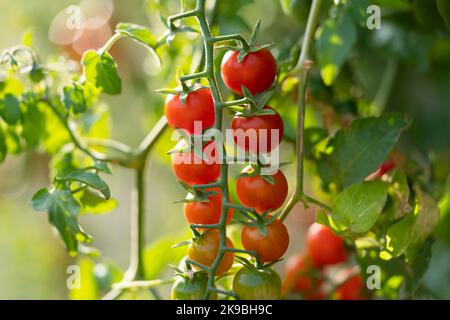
279,0,323,222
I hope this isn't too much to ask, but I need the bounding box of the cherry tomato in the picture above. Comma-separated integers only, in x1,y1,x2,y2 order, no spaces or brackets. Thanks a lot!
231,106,284,154
282,253,323,297
335,273,366,300
171,142,220,185
306,223,347,267
171,271,217,300
241,217,289,262
187,229,234,276
233,267,281,300
183,188,233,226
366,160,396,181
236,166,288,213
164,87,215,134
221,49,277,95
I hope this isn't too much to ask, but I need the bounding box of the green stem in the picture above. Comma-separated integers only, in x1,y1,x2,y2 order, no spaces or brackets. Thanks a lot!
125,166,146,281
280,0,323,222
193,0,231,300
372,59,398,115
98,33,125,55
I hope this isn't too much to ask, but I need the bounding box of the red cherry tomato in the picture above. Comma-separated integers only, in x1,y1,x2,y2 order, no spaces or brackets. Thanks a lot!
171,142,220,185
335,273,366,300
221,49,277,95
183,188,233,226
187,229,234,276
231,106,284,154
306,223,347,267
241,217,289,262
165,87,215,134
236,166,288,214
282,253,323,297
366,160,396,181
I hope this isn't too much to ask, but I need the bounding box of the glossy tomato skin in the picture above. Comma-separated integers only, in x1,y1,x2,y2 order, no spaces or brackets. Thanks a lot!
241,218,289,262
236,167,288,213
165,87,215,134
187,229,234,276
231,106,284,154
171,272,217,300
306,223,347,267
282,253,323,297
335,274,366,300
171,142,220,185
183,188,233,225
221,49,277,95
233,267,281,300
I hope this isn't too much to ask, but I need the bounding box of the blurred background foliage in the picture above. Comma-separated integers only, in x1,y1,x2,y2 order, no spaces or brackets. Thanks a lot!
0,0,449,299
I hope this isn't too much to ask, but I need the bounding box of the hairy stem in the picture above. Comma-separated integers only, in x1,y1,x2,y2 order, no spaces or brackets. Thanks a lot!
280,0,323,222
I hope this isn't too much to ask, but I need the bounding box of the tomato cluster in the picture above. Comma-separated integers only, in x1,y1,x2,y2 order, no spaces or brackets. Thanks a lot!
165,46,290,299
282,223,366,300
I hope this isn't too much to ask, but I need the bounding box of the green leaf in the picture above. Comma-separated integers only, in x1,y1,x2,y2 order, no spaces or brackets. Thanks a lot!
315,11,357,86
116,23,157,48
116,23,161,65
63,83,87,114
64,170,111,200
42,103,71,154
93,161,112,174
385,186,440,260
82,50,122,95
78,189,117,214
318,114,411,189
21,96,46,148
0,94,21,124
31,188,90,254
332,180,388,233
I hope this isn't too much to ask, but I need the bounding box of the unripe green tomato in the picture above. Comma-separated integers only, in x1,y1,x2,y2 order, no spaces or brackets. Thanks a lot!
233,267,281,300
29,65,45,83
280,0,310,23
171,272,217,300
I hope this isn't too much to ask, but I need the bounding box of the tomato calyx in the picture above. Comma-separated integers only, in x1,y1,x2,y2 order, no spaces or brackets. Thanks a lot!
235,255,282,271
234,20,274,63
228,86,277,118
156,81,208,106
175,182,219,204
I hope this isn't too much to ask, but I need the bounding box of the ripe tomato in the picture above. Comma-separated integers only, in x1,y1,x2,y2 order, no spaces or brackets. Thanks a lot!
306,223,347,267
171,272,217,300
221,49,277,95
187,229,234,276
231,106,284,154
366,160,396,181
165,87,215,134
183,188,233,226
335,273,366,300
171,142,220,185
282,253,323,297
233,267,281,300
236,166,288,213
241,217,289,262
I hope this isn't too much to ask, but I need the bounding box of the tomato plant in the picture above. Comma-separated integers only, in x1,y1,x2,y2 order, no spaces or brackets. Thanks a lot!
231,106,284,153
187,230,235,276
183,188,233,226
306,223,347,267
165,87,215,134
236,166,288,214
221,49,277,95
241,217,289,262
0,0,448,301
171,271,216,300
233,266,281,300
